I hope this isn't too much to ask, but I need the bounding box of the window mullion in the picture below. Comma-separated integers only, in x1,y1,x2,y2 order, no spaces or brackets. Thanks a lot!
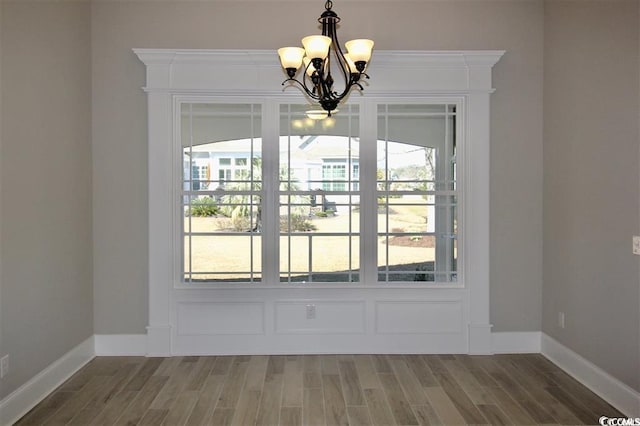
359,100,378,284
261,100,280,284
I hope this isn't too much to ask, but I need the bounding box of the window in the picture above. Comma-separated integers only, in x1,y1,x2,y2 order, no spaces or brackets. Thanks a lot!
181,103,262,282
191,164,209,190
322,163,347,191
216,157,249,186
279,104,360,283
377,104,458,282
179,101,459,285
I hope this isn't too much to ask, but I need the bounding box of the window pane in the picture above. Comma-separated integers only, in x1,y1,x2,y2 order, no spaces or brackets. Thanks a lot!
181,103,262,282
377,104,457,283
186,235,261,279
279,236,359,282
279,104,360,283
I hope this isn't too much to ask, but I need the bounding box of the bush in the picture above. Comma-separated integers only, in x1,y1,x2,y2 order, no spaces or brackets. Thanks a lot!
188,197,220,217
280,214,317,232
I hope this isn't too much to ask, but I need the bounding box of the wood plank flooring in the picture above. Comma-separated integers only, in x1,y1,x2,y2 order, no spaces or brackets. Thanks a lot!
15,354,623,425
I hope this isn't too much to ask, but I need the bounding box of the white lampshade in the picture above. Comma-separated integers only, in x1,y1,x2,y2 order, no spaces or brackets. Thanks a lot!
303,57,315,77
343,54,359,73
345,39,374,63
278,47,305,70
302,35,332,61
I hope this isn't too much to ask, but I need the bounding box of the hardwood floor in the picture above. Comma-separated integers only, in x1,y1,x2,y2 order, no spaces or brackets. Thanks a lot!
15,354,623,425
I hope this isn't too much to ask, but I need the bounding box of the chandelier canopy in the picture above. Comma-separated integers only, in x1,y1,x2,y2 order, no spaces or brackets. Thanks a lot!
277,0,374,117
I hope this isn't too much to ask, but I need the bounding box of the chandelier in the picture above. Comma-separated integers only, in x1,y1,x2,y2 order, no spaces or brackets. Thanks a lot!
277,0,374,117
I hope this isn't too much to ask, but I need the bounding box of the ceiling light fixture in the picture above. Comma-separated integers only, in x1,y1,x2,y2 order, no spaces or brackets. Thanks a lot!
278,0,374,117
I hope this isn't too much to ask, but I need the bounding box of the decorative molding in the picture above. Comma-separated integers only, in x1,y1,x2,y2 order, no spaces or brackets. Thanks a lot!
492,331,541,354
274,301,366,335
94,334,147,356
134,49,505,94
375,300,463,335
541,333,640,417
134,49,504,356
0,336,95,426
177,302,265,336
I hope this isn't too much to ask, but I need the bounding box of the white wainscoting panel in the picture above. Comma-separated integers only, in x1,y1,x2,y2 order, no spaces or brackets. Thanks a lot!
176,302,265,336
375,300,463,334
170,289,469,354
275,301,366,334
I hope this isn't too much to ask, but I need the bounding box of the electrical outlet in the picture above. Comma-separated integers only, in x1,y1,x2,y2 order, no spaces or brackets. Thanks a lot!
558,312,565,329
633,236,640,255
1,355,8,379
306,304,316,319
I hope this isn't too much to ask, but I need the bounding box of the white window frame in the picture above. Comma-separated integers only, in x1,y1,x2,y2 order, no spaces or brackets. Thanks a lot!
177,98,462,287
135,49,503,356
374,101,461,284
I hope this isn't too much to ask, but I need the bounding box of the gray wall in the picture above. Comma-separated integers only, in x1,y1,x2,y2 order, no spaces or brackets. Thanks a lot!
2,0,638,403
0,1,93,400
91,0,544,335
543,0,640,391
0,0,4,400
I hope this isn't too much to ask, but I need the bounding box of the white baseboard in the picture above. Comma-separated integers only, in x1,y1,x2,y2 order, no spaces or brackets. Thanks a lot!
492,331,541,353
0,336,95,426
541,333,640,417
94,332,544,356
94,334,147,356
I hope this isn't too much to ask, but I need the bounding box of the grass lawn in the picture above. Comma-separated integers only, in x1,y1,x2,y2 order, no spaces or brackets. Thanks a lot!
184,202,447,281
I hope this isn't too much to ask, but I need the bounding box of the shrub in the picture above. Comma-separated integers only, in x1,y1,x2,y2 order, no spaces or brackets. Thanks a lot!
188,197,220,217
280,214,317,232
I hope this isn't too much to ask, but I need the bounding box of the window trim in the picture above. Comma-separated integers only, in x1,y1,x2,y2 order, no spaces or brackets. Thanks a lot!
135,49,504,356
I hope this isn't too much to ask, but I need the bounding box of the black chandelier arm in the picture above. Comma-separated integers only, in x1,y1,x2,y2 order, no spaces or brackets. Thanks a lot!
324,23,352,97
302,60,322,99
281,77,322,101
320,74,336,100
278,0,372,114
326,27,365,103
328,70,364,102
350,80,365,92
281,67,368,109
